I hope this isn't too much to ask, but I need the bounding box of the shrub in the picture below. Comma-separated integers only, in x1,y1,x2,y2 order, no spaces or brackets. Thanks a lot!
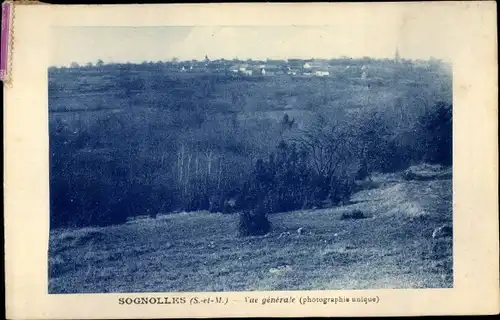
329,175,355,206
238,207,271,237
340,209,367,220
415,102,452,166
208,195,222,213
222,198,237,214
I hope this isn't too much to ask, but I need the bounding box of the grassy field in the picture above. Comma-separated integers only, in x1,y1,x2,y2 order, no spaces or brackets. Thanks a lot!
48,165,452,293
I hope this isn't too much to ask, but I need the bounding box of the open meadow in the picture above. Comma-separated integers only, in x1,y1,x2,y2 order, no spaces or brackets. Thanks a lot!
49,164,452,293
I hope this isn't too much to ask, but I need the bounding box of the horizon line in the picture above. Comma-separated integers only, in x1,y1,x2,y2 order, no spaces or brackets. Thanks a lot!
49,55,448,68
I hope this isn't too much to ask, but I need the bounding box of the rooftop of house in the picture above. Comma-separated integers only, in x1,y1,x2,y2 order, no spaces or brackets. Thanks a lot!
264,64,283,69
263,65,285,72
228,63,250,70
304,61,329,69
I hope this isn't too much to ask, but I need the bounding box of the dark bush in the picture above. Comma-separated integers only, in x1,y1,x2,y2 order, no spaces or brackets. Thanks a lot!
49,176,130,229
416,102,452,166
222,198,237,214
238,207,271,237
208,195,222,213
329,175,355,206
340,209,367,220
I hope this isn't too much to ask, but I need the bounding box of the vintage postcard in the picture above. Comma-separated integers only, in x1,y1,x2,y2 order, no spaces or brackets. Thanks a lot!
3,1,499,319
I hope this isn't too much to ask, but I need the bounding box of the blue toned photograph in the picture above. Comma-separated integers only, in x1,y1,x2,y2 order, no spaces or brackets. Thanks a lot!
48,26,453,293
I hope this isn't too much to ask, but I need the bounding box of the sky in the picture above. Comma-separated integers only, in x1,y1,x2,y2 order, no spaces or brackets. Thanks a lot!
50,25,454,67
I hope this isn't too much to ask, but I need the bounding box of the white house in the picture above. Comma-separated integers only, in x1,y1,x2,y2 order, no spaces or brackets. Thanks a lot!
238,64,249,72
180,65,193,72
229,64,241,73
314,70,330,77
261,66,283,76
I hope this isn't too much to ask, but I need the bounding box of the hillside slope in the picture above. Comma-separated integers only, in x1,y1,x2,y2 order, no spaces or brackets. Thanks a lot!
49,168,452,293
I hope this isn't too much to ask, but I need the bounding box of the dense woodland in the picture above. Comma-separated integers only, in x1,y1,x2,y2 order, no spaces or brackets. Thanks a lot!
49,60,452,229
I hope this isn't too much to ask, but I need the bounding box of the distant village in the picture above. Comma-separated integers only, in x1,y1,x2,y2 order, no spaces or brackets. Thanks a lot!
168,50,446,79
54,49,449,80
